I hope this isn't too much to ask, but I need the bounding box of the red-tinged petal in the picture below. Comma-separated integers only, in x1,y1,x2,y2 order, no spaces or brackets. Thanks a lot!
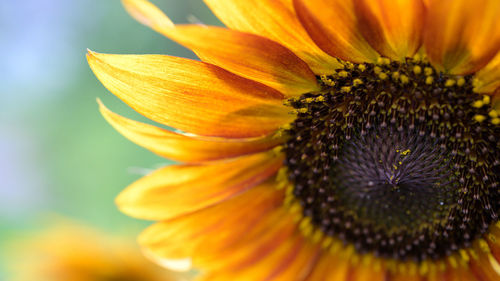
122,0,320,96
196,233,316,281
87,51,294,138
195,207,297,271
475,52,500,94
201,215,321,281
293,0,380,63
387,270,425,281
163,25,320,97
203,0,342,74
468,241,500,281
424,0,500,75
486,223,500,263
354,0,425,60
116,150,284,220
444,262,480,281
138,182,285,262
99,101,286,163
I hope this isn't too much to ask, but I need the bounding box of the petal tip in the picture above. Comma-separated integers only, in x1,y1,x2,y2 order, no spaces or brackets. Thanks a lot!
122,0,174,30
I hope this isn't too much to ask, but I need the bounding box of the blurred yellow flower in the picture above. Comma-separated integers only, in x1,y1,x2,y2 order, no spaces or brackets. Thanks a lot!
7,221,189,281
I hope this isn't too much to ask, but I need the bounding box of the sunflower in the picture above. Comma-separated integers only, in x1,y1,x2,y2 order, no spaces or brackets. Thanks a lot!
88,0,500,280
6,221,188,281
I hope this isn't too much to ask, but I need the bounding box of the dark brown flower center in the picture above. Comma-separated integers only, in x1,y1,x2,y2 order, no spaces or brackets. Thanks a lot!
284,58,500,261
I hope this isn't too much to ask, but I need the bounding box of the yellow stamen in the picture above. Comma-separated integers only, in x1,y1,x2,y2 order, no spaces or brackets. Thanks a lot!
472,100,484,108
413,66,422,75
474,114,486,122
378,73,388,80
445,79,456,87
457,77,466,87
353,79,363,87
341,86,351,93
483,95,491,104
400,75,409,84
425,76,434,85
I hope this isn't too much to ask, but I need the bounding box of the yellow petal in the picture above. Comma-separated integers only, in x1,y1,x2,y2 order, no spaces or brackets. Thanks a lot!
99,101,285,163
138,182,285,261
122,0,320,96
424,0,500,75
121,0,173,29
475,52,500,94
116,150,284,220
87,51,294,138
203,0,342,74
293,0,380,63
354,0,425,60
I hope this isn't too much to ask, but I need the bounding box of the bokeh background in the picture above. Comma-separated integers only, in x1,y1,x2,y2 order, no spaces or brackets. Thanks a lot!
0,0,220,279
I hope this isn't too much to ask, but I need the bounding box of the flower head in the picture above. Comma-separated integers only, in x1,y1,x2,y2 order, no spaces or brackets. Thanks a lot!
88,0,500,280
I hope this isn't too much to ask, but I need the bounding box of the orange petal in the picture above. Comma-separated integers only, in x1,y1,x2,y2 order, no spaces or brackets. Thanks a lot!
116,150,284,220
166,26,320,97
99,101,286,163
197,233,318,281
422,0,432,7
122,0,319,96
474,52,500,94
486,223,500,264
445,262,480,281
347,257,387,281
468,241,500,281
138,182,285,261
87,51,294,138
354,0,425,60
195,207,297,271
203,0,342,74
387,271,425,281
424,0,500,75
304,253,349,281
293,0,380,63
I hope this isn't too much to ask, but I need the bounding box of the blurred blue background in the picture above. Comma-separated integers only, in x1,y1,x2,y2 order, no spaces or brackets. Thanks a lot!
0,0,219,278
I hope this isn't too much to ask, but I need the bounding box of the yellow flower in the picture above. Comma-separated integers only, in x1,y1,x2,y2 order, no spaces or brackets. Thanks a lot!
88,0,500,280
7,222,188,281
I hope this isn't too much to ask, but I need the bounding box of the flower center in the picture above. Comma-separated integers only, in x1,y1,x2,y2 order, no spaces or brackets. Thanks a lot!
284,58,500,262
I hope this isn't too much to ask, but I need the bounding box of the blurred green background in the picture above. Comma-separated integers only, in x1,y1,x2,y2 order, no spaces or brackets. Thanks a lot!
0,0,219,278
